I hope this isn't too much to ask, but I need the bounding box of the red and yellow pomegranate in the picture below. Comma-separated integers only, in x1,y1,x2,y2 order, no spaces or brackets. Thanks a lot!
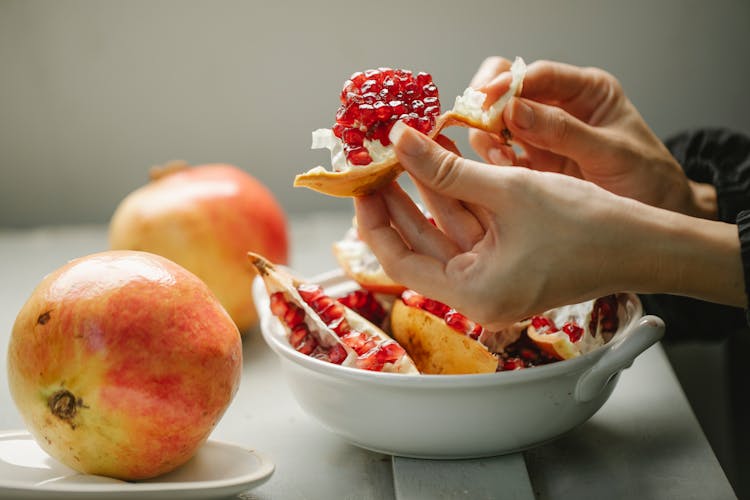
250,253,417,373
109,161,288,333
295,57,526,197
7,251,242,480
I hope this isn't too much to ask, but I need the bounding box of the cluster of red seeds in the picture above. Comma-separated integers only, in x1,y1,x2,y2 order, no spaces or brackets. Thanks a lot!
530,316,585,343
270,287,405,371
496,332,558,371
270,291,348,364
401,290,483,340
337,289,388,327
334,68,441,166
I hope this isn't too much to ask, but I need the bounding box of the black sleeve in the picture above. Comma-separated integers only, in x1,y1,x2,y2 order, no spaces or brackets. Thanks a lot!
639,128,750,341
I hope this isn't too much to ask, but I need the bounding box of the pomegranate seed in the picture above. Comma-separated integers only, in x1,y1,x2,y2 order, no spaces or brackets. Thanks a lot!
340,128,364,147
401,289,422,307
298,284,324,303
289,323,309,348
297,335,318,355
319,302,346,324
500,357,525,371
333,68,441,167
328,315,351,337
269,292,288,317
328,344,348,364
531,316,558,333
562,322,584,343
347,146,372,165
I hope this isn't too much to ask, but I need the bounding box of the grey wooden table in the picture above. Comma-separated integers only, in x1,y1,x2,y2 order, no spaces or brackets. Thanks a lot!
0,214,737,499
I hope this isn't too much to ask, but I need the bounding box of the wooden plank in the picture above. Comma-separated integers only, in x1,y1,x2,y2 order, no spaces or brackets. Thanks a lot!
392,454,534,500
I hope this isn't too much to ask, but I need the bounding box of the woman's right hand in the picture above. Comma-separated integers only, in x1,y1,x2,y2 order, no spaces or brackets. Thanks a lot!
468,58,718,220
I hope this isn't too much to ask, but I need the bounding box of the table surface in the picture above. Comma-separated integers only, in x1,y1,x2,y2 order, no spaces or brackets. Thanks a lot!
0,213,737,500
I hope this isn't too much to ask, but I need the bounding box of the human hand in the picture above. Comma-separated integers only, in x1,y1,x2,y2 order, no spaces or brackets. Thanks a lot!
354,123,744,328
467,58,718,220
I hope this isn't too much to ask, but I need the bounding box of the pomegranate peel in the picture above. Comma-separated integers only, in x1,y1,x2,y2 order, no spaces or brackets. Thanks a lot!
249,252,418,374
390,296,497,374
332,223,406,296
295,57,526,197
526,295,622,360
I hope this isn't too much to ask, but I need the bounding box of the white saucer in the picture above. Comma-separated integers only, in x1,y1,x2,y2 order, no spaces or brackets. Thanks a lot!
0,430,274,499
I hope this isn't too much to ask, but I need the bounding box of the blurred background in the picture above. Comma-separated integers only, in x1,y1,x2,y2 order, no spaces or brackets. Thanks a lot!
2,0,750,227
2,0,750,496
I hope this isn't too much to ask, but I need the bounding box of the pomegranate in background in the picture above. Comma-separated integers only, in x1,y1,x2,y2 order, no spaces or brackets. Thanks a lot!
109,161,289,333
7,251,242,480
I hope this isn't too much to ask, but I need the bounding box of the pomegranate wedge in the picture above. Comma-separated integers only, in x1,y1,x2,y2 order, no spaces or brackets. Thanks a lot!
526,295,622,360
295,57,526,197
332,223,406,296
249,253,418,374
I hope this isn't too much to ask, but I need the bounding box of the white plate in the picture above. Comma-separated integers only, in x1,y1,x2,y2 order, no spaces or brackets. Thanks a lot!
0,430,274,499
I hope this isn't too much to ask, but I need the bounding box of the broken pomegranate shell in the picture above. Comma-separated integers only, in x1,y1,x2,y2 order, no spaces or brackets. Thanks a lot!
332,224,406,296
389,290,498,374
295,57,526,197
526,295,624,360
249,253,417,374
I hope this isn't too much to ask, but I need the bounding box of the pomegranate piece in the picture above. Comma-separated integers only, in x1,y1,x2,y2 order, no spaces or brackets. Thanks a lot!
401,290,483,339
250,253,418,374
296,57,527,198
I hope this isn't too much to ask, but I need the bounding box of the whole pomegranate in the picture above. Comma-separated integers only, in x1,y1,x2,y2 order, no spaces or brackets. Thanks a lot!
7,251,242,480
109,161,289,333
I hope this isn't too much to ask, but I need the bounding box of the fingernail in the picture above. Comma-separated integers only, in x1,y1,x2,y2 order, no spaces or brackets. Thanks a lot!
510,99,534,130
389,121,427,157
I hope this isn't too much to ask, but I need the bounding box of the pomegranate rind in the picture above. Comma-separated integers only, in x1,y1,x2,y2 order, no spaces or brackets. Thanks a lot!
296,57,526,198
526,297,622,360
249,252,418,374
332,227,406,296
389,299,497,375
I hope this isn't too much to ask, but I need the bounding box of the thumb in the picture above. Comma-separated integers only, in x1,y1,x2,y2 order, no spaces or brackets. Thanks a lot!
505,97,607,163
389,121,501,203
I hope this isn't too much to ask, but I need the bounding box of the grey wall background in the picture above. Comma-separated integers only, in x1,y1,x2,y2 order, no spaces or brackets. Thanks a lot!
2,0,749,228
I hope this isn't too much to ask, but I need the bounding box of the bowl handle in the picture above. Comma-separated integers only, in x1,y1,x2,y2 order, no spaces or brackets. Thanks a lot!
574,315,665,403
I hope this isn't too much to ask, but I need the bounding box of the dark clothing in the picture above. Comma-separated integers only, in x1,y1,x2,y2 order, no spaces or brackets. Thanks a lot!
639,128,750,339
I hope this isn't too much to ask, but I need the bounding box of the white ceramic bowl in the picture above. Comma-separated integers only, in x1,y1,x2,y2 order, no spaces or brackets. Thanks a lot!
253,271,664,459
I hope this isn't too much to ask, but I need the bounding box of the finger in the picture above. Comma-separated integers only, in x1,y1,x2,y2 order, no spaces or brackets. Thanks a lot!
413,134,487,251
389,121,509,205
353,194,453,292
468,128,517,165
380,183,461,261
517,144,584,177
503,97,608,166
470,56,513,88
517,60,618,121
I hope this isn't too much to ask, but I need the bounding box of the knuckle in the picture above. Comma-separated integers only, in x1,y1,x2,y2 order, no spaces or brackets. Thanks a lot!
430,151,462,192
